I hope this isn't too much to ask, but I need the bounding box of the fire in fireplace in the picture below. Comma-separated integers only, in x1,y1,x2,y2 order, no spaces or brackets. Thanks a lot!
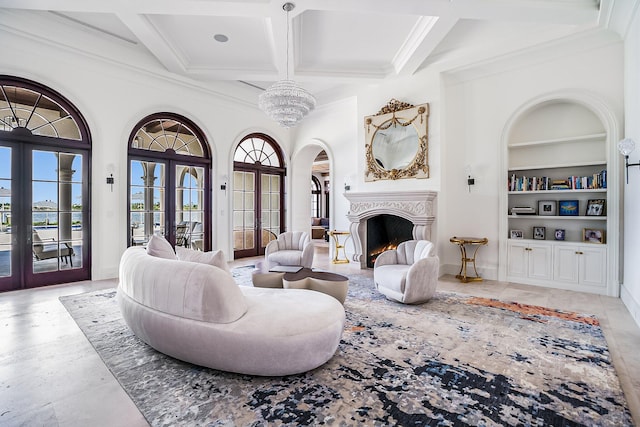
366,214,413,267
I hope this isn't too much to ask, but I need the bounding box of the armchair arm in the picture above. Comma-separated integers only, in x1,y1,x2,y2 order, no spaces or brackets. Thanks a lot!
300,242,314,268
264,239,279,268
403,256,439,304
373,249,398,268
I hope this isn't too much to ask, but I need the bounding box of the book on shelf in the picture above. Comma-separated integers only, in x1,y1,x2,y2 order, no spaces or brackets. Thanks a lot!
508,170,606,192
510,206,536,215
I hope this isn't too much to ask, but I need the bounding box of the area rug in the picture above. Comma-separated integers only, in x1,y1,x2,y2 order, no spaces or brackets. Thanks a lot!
60,269,633,426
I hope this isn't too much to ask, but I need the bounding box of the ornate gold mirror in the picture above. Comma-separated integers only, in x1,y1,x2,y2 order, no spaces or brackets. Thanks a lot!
364,99,429,181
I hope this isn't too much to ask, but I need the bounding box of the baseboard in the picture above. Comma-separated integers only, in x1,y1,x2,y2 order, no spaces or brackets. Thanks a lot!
621,284,640,329
440,263,498,281
94,266,119,281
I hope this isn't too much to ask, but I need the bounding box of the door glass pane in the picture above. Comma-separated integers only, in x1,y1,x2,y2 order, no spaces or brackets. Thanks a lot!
130,160,165,246
0,146,11,278
175,165,204,249
32,150,81,273
233,171,256,251
261,173,280,247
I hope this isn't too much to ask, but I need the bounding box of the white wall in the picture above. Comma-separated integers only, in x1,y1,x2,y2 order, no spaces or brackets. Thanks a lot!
290,98,358,259
440,37,624,280
293,70,443,261
621,6,640,326
0,27,288,279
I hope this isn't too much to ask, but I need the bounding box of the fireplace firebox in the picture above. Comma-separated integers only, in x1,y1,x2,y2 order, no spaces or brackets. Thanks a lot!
366,215,413,267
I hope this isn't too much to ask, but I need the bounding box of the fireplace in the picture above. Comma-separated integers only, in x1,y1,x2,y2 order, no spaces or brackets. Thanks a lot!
366,214,413,267
345,191,437,269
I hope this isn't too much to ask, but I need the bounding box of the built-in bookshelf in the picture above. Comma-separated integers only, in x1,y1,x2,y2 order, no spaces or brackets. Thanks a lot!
504,102,613,294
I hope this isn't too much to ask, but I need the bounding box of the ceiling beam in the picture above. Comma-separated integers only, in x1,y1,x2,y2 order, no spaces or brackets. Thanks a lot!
115,12,186,74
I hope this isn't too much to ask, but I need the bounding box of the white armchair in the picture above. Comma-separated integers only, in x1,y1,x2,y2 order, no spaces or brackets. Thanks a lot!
265,231,314,269
373,240,439,304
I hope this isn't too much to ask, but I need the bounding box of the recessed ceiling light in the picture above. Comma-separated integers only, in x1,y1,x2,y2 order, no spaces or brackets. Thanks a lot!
214,34,229,43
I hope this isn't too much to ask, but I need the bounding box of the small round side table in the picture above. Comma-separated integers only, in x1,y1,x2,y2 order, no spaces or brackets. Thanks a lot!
449,236,488,283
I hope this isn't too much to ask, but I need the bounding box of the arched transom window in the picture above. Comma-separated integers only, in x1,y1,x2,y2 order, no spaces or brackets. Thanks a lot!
131,117,206,157
0,83,86,141
234,136,282,166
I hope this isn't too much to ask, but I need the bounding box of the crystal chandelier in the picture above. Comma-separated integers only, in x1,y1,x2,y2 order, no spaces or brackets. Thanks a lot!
258,2,316,128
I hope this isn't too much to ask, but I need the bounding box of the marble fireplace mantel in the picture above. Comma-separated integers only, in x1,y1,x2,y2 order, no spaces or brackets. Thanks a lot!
344,191,437,268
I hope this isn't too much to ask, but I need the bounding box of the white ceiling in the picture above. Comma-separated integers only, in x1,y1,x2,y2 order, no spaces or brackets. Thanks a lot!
0,0,634,104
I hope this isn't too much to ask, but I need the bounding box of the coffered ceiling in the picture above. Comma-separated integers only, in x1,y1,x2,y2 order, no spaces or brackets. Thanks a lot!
0,0,633,104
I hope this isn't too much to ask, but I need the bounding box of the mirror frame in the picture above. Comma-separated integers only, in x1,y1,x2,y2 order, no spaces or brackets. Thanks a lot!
364,99,429,181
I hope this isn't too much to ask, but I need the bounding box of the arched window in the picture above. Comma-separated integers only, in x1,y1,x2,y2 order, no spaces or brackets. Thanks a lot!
233,134,285,259
128,113,211,250
0,76,91,292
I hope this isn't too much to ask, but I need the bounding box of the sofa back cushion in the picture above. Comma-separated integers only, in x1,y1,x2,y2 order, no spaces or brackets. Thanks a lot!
119,247,247,323
146,234,177,259
176,246,230,273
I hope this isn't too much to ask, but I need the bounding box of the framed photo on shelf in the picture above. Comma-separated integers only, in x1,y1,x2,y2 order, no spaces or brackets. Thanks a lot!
533,226,545,240
586,199,606,216
510,229,524,239
554,229,566,241
559,200,579,216
583,228,605,244
538,200,556,216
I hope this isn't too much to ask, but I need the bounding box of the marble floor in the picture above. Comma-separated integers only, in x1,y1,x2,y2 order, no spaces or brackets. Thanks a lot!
1,244,639,426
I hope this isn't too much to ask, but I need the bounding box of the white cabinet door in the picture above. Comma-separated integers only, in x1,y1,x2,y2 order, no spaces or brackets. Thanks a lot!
507,241,529,278
580,245,606,286
507,241,552,281
553,246,579,284
553,244,606,287
527,243,552,280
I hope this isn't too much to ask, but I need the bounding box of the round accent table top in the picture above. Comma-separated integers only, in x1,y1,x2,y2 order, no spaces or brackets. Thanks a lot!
450,236,488,245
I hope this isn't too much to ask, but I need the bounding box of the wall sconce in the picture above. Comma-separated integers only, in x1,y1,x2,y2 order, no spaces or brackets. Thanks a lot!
618,138,639,184
344,174,354,192
465,165,475,192
106,173,114,192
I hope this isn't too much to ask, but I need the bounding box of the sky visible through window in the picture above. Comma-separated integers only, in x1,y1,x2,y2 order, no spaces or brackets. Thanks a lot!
23,151,83,205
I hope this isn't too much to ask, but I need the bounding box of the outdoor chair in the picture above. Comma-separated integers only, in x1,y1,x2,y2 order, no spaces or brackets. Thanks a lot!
32,229,74,266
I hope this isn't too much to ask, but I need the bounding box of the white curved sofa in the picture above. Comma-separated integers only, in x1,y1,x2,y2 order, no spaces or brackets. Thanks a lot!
117,245,345,376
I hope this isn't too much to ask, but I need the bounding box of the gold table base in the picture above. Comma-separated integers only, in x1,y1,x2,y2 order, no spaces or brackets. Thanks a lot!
450,236,488,283
329,230,350,264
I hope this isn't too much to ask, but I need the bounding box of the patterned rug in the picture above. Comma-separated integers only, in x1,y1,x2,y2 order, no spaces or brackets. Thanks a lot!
59,268,633,426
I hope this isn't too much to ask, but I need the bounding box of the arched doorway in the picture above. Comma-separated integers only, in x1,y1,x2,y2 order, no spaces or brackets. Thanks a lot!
0,76,91,292
233,133,285,259
128,113,211,250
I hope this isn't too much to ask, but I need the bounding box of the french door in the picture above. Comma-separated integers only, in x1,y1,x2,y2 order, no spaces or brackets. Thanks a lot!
233,168,283,258
0,143,90,291
232,134,285,259
129,157,207,249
